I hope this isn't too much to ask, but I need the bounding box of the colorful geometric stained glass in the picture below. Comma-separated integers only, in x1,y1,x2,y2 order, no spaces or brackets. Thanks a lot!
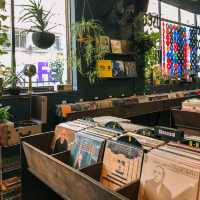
161,21,197,79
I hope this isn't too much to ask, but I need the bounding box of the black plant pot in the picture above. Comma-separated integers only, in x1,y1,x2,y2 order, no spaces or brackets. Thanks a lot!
32,32,55,49
8,87,21,95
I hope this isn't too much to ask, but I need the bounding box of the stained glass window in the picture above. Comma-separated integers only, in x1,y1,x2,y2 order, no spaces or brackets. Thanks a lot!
161,21,198,79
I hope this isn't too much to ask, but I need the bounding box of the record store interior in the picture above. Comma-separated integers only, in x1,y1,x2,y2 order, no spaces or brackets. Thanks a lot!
2,0,200,199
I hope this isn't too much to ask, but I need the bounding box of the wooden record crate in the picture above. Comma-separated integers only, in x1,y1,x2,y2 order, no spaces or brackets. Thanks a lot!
21,132,140,200
171,108,200,136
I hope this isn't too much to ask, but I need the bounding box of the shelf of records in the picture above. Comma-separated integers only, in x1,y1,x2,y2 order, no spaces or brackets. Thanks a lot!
0,176,21,200
171,97,200,136
21,116,200,200
96,36,136,79
56,89,200,118
96,36,134,56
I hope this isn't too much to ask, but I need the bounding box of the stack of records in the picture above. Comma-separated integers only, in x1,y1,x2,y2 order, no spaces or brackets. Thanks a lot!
52,120,95,153
168,92,178,99
176,91,186,98
182,98,200,113
95,99,113,109
117,122,152,133
148,94,169,101
138,143,200,200
100,140,143,190
112,97,139,106
70,101,97,112
183,135,200,149
1,177,21,200
126,132,165,150
135,96,150,103
85,126,124,140
93,116,130,126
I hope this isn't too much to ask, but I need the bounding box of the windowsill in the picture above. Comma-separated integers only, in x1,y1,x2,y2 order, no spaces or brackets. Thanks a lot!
0,84,75,99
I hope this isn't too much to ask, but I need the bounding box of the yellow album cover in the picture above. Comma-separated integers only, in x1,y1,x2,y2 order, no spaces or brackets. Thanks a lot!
96,60,112,78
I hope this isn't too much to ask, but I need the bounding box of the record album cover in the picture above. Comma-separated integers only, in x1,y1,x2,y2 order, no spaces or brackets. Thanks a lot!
96,60,112,78
100,140,143,190
96,36,111,53
112,60,125,78
138,153,200,200
70,132,105,169
124,61,137,77
51,121,92,153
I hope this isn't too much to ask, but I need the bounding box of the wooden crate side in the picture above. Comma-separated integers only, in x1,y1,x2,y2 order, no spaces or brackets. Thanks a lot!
22,132,54,154
22,142,129,200
172,109,200,129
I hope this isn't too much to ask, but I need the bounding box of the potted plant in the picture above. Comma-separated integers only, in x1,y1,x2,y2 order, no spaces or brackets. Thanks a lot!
70,19,107,83
0,104,14,146
19,0,56,49
4,70,25,95
49,55,64,84
0,104,10,123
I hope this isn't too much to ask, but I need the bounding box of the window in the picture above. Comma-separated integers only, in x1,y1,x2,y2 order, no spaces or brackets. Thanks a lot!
1,0,68,88
161,2,178,22
54,36,61,51
180,9,195,26
15,30,27,48
147,0,159,15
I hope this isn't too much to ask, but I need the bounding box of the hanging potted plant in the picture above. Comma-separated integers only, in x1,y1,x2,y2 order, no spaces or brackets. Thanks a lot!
19,0,57,49
70,18,108,84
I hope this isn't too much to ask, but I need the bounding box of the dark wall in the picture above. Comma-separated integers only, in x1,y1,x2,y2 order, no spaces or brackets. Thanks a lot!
0,96,31,122
75,0,149,99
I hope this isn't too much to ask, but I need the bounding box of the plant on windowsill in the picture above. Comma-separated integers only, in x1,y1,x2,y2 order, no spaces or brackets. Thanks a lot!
3,69,25,95
19,0,57,49
69,18,108,84
49,55,64,84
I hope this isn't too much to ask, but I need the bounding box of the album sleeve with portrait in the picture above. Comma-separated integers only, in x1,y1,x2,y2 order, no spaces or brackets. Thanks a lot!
69,131,105,169
100,140,143,190
138,152,200,200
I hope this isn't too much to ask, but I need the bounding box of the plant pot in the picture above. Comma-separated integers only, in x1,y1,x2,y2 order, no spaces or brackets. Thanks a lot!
154,79,160,86
32,32,55,49
8,87,21,95
57,84,72,92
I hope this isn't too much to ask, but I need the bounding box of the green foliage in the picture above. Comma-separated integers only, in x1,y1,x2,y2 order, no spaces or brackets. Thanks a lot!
19,0,56,32
0,66,25,88
70,19,107,84
0,2,10,55
142,32,160,89
49,55,64,84
0,0,5,9
0,104,10,122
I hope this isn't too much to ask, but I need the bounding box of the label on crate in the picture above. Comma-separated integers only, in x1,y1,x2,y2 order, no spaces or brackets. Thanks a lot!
154,126,184,141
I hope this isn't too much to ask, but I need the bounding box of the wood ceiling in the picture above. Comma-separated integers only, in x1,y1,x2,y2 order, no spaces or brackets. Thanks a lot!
161,0,200,14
